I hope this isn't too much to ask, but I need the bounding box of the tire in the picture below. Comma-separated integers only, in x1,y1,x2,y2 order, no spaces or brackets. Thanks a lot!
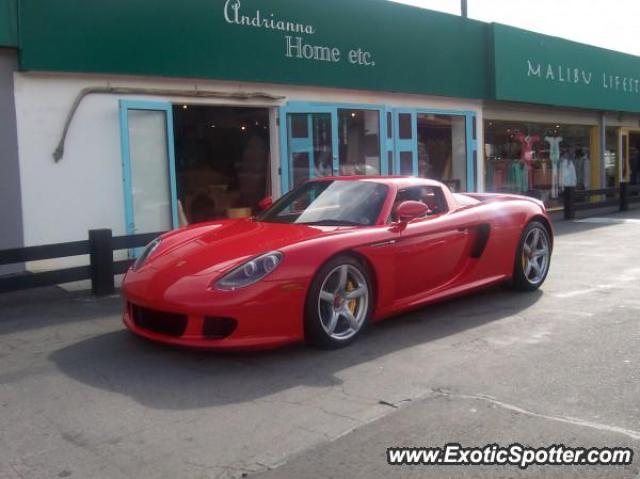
305,255,373,349
512,220,552,291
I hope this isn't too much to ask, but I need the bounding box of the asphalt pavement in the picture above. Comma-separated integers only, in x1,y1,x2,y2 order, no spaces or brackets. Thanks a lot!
1,209,639,479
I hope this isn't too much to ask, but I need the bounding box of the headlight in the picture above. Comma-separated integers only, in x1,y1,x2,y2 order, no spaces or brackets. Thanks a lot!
215,252,283,291
131,238,161,271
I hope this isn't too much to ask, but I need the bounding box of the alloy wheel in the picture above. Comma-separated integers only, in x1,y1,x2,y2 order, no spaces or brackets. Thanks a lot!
522,226,550,285
317,264,369,341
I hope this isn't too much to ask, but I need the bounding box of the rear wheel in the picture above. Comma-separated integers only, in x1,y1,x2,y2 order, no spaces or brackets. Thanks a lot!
305,255,373,349
513,221,551,291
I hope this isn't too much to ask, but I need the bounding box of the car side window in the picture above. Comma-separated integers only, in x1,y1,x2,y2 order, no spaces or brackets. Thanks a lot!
390,186,448,222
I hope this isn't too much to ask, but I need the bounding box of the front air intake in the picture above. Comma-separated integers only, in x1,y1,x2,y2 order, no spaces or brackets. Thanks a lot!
130,303,188,337
203,317,237,339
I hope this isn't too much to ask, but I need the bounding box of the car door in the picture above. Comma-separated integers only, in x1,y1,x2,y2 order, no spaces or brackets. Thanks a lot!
391,186,471,302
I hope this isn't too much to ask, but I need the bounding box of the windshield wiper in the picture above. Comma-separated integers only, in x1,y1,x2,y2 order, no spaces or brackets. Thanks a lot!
302,220,363,226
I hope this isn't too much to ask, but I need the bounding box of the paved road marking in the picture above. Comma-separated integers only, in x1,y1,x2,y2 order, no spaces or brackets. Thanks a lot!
432,389,640,442
553,268,640,299
575,217,640,225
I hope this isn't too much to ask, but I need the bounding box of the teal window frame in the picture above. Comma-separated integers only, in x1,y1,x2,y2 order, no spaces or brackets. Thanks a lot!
279,102,477,193
119,100,179,235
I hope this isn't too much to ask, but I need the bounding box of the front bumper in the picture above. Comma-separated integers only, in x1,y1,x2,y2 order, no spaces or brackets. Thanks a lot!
122,279,308,351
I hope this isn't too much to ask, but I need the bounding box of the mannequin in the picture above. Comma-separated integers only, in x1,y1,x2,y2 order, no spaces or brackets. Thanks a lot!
516,132,540,191
545,136,563,198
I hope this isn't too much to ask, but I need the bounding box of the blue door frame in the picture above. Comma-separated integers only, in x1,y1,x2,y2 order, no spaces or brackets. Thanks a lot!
393,109,418,175
119,100,179,235
279,102,388,193
279,102,477,194
281,104,338,192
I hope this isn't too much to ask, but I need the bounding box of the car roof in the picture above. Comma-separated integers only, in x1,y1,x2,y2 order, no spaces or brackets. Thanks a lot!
308,176,447,190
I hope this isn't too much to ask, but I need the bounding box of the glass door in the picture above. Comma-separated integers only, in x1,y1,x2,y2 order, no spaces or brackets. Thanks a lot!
336,108,384,176
282,106,338,192
119,100,178,236
393,110,418,175
415,112,471,192
280,104,475,191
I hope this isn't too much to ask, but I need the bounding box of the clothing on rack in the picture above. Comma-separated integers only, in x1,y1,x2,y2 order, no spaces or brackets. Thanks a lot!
507,161,528,192
545,136,562,198
545,136,563,162
516,133,540,190
559,158,577,190
574,154,590,189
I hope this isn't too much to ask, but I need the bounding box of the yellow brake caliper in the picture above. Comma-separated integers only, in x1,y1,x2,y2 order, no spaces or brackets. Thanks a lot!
346,280,357,314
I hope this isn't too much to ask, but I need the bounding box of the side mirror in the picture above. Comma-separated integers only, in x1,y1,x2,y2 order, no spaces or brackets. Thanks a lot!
258,196,273,211
396,200,429,222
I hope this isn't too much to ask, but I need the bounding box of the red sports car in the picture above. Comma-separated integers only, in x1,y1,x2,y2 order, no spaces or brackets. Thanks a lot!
122,177,553,350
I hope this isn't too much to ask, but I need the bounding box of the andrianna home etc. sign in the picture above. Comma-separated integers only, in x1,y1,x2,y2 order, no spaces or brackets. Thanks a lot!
223,0,377,67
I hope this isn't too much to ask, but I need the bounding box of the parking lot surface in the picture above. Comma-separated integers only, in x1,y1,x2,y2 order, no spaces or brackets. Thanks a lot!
1,210,639,479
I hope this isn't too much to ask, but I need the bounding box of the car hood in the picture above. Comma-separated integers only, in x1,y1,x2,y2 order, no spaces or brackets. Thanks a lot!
132,219,347,278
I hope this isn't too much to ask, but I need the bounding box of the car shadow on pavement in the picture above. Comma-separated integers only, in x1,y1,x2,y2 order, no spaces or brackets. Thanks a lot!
49,286,542,411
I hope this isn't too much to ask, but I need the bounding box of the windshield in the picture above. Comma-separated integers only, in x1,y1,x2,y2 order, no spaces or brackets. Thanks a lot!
258,180,389,226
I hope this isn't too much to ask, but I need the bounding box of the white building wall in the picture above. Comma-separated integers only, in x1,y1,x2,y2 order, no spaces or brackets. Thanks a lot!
14,72,483,255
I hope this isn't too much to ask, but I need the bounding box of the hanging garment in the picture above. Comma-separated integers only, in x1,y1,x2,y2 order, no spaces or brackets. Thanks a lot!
545,136,562,198
507,162,528,193
521,162,529,192
516,133,540,162
545,136,563,162
559,158,577,190
516,133,540,189
574,156,584,189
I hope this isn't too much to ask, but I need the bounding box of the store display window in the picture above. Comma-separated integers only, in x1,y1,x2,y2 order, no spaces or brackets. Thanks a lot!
484,120,592,207
173,105,271,224
417,114,467,192
338,109,381,176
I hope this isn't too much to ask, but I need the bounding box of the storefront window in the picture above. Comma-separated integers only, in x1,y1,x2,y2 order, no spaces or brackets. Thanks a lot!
417,114,467,191
338,109,381,176
282,104,473,192
484,120,592,207
173,105,271,224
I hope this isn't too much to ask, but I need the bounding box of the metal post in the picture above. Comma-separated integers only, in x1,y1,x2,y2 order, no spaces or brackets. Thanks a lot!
461,0,468,17
89,229,115,296
564,187,576,220
600,112,607,188
620,182,629,211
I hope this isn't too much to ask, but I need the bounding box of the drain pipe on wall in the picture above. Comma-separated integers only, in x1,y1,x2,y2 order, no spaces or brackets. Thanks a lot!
52,86,286,162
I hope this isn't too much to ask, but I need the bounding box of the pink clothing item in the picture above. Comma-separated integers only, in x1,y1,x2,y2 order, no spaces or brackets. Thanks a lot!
515,133,540,190
515,133,540,162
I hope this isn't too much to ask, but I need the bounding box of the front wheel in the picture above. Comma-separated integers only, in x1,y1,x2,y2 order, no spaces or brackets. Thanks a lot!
305,255,373,349
512,221,552,291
